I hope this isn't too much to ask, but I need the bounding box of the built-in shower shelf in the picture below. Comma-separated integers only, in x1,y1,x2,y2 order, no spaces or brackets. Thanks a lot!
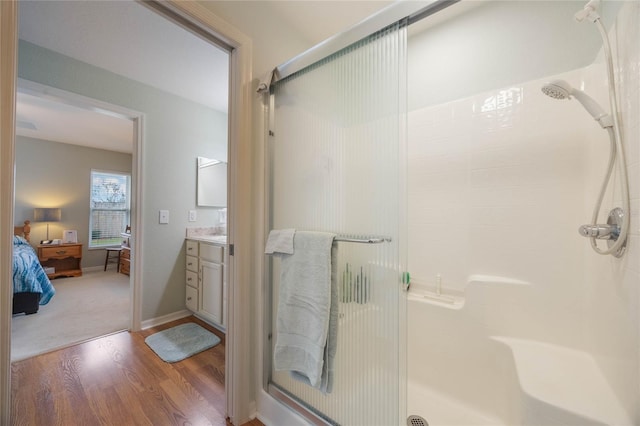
408,282,465,310
492,337,632,426
468,274,530,286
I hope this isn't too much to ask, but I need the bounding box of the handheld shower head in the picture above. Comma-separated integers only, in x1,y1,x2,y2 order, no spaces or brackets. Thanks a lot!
574,0,601,22
541,79,612,128
541,80,571,100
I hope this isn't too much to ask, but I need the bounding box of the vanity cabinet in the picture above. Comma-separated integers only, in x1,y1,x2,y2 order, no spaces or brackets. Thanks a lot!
185,239,226,330
200,259,223,324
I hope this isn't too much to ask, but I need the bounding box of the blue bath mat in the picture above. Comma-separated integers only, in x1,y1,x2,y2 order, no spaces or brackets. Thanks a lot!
145,323,220,363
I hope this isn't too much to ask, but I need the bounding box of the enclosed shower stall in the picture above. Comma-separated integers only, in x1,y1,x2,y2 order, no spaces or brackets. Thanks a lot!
263,1,639,425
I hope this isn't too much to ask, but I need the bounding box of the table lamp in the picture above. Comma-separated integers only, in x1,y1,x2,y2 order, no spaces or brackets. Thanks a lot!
34,207,61,242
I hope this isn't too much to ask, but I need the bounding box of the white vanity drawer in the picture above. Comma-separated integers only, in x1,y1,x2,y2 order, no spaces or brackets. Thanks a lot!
186,240,198,256
185,284,198,312
199,242,224,263
186,270,198,288
186,255,198,273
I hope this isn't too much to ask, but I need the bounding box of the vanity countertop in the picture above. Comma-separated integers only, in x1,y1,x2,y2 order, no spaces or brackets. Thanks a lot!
186,226,226,245
186,235,227,245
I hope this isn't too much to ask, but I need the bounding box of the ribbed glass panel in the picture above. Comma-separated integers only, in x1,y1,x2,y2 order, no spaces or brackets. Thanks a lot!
267,21,407,426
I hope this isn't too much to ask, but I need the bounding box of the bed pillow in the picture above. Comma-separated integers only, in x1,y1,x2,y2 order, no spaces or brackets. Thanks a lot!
13,235,29,245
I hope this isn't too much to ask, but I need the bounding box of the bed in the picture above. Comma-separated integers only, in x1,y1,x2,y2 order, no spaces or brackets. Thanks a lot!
13,220,55,315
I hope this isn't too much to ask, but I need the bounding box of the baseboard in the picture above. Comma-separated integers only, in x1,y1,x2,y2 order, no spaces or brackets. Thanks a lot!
193,312,226,333
141,310,192,330
82,265,106,273
83,266,130,274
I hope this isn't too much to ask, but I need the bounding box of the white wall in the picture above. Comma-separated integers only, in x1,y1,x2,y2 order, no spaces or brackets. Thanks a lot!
14,136,132,268
197,2,313,78
198,1,391,78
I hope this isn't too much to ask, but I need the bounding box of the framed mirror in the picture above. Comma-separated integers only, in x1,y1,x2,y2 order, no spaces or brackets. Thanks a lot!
197,157,227,207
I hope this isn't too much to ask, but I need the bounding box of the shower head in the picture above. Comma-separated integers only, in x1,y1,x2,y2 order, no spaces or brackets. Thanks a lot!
541,79,612,128
541,80,571,100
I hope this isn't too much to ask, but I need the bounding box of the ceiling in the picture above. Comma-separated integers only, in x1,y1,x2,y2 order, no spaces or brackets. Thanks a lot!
16,0,231,154
15,1,396,154
18,1,231,112
16,90,136,154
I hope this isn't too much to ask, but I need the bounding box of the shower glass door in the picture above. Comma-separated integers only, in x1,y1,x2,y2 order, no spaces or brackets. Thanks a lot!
266,20,408,426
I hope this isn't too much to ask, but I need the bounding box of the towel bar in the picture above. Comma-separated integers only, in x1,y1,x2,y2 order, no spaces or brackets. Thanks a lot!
334,236,391,244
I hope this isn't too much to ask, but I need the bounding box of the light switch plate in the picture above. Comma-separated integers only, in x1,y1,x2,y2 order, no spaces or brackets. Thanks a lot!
188,210,197,222
159,209,169,224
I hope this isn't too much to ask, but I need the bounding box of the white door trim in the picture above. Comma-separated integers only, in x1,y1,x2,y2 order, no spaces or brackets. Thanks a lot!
160,3,254,422
0,1,18,424
16,78,145,335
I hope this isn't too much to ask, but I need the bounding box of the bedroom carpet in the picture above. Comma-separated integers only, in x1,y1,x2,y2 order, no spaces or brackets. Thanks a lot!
11,270,129,361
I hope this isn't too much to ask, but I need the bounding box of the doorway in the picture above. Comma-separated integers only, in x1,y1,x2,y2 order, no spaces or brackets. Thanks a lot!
12,78,139,361
2,1,253,423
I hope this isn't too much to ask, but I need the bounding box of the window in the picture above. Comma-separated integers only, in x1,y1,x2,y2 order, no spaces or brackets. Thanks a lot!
89,170,130,248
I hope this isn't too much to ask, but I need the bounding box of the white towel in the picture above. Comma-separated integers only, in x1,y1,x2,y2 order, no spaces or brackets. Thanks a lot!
265,229,295,254
291,243,338,393
273,231,336,391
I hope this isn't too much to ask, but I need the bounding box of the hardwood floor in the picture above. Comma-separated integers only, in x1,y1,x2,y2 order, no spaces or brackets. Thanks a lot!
11,316,263,426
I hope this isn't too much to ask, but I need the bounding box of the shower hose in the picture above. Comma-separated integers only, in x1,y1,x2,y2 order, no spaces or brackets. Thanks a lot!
587,17,630,256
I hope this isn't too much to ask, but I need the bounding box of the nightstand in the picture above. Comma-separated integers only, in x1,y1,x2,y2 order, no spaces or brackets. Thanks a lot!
37,243,83,279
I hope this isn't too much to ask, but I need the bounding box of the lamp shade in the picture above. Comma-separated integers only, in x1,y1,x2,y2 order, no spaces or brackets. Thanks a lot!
34,208,61,222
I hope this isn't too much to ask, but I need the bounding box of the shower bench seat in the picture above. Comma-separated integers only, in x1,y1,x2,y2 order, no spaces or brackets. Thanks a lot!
492,337,632,426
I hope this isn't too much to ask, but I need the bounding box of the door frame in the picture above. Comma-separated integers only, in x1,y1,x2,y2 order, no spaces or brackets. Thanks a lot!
0,2,18,424
16,76,144,333
0,1,254,423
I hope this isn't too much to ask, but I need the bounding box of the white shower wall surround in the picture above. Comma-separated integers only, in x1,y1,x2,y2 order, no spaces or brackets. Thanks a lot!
408,65,602,349
406,2,639,423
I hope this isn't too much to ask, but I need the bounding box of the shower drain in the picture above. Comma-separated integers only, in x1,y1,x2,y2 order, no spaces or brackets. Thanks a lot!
407,415,429,426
